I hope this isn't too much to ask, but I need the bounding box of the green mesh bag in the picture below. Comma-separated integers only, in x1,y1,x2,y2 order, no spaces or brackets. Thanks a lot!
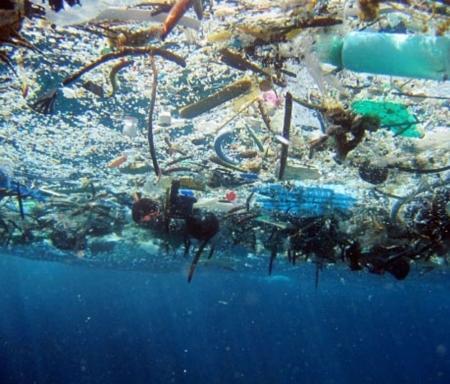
352,100,422,138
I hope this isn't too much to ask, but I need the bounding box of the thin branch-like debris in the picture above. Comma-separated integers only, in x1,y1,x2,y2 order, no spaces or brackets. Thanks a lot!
108,59,133,97
148,58,160,177
268,247,276,275
291,95,327,112
0,51,18,76
209,155,247,172
389,164,450,174
278,92,292,180
391,91,450,100
187,239,208,283
257,99,273,133
62,47,186,86
220,48,282,86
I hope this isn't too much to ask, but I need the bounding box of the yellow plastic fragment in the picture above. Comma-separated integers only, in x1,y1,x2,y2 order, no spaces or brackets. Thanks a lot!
207,29,233,43
231,87,260,112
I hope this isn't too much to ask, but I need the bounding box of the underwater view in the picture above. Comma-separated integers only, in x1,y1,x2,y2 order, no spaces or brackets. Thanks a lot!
0,0,449,383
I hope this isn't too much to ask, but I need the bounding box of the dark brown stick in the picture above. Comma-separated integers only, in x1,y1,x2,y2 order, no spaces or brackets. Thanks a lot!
148,58,160,177
278,92,292,180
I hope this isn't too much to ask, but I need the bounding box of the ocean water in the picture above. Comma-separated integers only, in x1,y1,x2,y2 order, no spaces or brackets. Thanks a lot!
1,253,450,384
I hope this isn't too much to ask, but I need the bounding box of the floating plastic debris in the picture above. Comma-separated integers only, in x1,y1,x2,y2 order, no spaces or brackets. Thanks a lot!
253,183,357,218
107,154,128,169
123,116,139,138
317,32,450,81
179,78,253,119
158,110,172,126
225,190,237,202
351,100,421,138
278,164,320,181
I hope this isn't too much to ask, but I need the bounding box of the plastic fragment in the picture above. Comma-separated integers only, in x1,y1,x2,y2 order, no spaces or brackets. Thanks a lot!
317,32,450,81
352,100,421,138
179,78,253,119
123,116,139,138
279,165,320,181
253,183,357,218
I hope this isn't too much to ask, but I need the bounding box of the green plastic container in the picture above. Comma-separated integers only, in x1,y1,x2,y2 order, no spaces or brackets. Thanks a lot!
317,32,449,81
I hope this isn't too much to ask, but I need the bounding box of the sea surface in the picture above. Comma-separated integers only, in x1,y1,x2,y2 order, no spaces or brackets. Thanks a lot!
1,252,450,384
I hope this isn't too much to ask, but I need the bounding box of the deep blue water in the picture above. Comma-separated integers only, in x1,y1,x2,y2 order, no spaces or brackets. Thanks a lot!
1,253,450,384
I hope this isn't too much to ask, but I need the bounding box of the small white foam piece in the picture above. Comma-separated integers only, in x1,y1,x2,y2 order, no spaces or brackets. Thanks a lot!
194,198,236,213
62,86,78,99
122,116,139,138
158,111,172,126
274,134,290,146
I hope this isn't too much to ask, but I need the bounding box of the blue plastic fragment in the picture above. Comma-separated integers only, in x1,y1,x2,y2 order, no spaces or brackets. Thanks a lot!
178,188,195,198
239,172,258,182
253,183,356,217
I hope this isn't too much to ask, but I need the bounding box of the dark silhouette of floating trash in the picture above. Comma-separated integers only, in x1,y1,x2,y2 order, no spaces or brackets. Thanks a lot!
278,92,292,180
192,0,203,20
81,80,105,98
358,162,389,185
30,87,58,114
186,212,220,283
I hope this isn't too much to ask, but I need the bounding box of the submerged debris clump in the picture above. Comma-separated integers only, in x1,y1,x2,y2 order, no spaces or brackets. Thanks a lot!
0,0,449,282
